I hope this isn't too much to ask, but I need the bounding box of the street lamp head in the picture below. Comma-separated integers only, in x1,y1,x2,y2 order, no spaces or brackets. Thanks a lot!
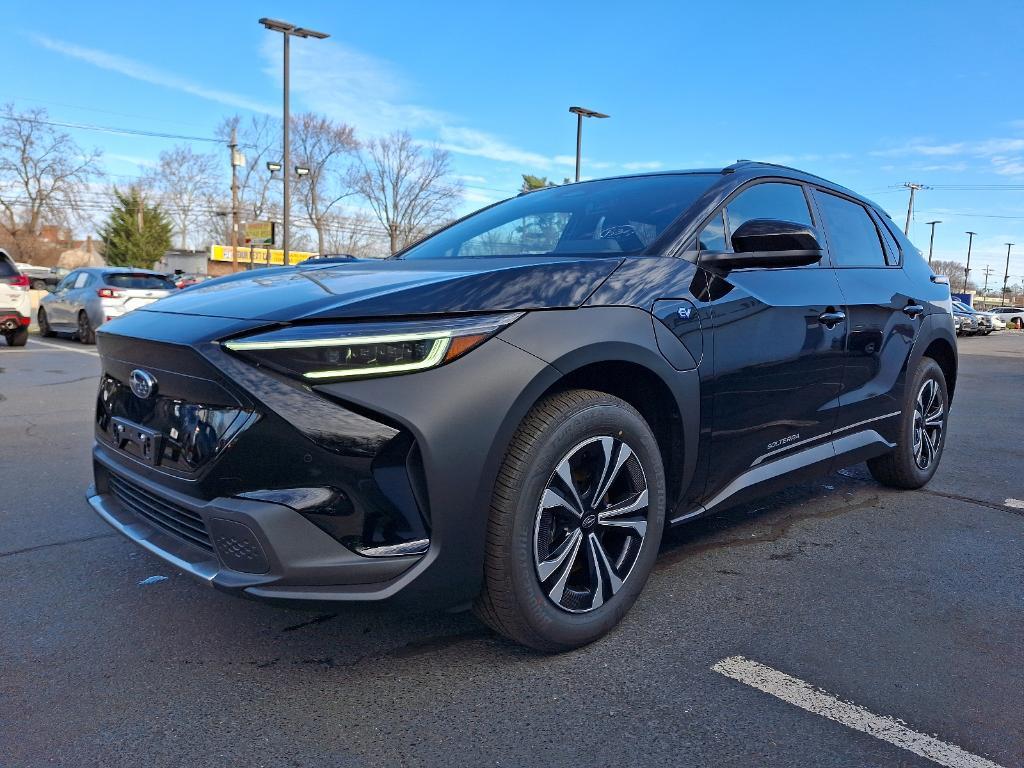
295,166,310,177
266,161,282,173
926,220,942,225
259,17,295,33
293,27,330,39
569,106,610,119
966,231,978,236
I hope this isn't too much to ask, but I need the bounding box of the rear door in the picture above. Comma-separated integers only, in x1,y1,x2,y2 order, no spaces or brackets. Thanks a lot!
810,189,922,450
694,180,849,511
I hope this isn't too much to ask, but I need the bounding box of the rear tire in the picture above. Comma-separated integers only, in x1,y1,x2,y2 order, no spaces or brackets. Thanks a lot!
867,357,948,489
474,389,666,652
5,327,29,347
37,308,55,338
77,311,95,345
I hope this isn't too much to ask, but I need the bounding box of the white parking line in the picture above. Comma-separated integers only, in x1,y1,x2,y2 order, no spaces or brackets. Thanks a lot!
29,339,99,357
1004,498,1024,510
711,656,1005,768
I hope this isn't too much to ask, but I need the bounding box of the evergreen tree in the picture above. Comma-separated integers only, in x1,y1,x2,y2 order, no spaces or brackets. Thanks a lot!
100,187,173,268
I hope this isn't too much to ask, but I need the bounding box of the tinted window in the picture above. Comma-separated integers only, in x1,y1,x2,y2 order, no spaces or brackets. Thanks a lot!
73,272,91,289
874,213,902,266
0,254,17,277
815,191,886,267
698,211,727,251
104,273,176,289
726,182,813,239
401,174,718,259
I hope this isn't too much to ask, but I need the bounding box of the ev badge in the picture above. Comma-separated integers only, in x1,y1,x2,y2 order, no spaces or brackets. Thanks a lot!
129,369,158,400
677,306,692,320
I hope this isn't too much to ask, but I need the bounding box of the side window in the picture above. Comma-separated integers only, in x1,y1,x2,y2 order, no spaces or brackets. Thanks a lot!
726,182,813,240
73,272,91,289
58,272,78,291
697,211,727,252
873,211,902,266
814,191,886,267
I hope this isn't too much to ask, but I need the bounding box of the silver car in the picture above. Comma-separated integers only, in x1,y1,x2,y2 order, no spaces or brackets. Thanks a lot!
38,267,177,344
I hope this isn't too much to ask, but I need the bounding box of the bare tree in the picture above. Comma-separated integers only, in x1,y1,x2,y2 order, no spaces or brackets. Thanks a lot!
292,113,359,255
217,114,282,225
142,144,220,250
0,104,102,261
324,211,389,259
356,131,462,254
930,259,977,292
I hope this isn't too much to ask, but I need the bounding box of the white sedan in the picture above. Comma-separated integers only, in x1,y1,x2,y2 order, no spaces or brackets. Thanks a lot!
987,306,1024,328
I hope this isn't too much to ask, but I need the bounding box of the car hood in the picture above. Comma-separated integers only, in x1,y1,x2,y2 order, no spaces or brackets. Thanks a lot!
138,256,623,321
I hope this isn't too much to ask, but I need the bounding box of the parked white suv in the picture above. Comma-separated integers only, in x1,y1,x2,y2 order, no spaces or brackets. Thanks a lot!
0,249,31,347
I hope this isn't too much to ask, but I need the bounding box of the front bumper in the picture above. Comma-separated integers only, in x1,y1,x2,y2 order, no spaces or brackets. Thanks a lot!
90,447,420,601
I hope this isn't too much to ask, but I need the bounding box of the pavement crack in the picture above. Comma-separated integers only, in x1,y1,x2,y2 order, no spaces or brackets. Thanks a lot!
0,532,116,559
281,613,338,633
916,487,1024,517
39,374,97,387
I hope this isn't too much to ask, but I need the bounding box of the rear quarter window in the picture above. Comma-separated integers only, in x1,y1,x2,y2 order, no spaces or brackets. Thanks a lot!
0,254,17,277
814,190,886,267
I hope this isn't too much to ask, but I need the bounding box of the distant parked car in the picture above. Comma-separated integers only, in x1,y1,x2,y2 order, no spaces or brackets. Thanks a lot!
953,305,978,336
952,301,993,335
38,267,177,344
0,249,31,346
986,306,1024,328
171,272,210,289
15,262,60,290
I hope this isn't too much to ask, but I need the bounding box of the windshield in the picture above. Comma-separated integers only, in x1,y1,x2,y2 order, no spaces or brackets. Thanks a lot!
400,174,717,260
104,273,176,290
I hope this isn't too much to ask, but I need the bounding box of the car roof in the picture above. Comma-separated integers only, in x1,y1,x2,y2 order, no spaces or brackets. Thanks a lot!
529,160,885,213
79,266,165,275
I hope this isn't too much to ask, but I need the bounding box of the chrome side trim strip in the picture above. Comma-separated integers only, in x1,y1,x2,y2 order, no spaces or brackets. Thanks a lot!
670,428,898,524
751,411,901,466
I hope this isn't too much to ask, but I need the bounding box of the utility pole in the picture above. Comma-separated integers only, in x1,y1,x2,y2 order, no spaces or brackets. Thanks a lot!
963,231,977,294
903,182,926,235
229,124,241,273
981,265,994,301
925,220,941,264
1002,243,1014,305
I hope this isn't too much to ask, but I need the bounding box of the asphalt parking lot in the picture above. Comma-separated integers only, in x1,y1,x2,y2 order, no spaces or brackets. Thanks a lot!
1,332,1022,768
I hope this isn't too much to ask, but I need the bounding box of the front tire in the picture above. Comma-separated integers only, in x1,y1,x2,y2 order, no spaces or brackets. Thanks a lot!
867,357,948,489
474,389,666,652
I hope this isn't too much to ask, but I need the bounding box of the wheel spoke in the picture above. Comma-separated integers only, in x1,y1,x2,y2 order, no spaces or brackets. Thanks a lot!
589,532,623,600
546,532,583,605
537,528,583,582
554,457,586,517
584,533,605,610
592,439,632,510
541,487,583,520
924,407,944,427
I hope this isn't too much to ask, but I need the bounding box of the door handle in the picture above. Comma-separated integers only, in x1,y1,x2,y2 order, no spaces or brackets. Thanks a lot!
818,310,846,328
903,303,925,318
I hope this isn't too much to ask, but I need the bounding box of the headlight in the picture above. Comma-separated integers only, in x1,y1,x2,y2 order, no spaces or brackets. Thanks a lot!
223,313,522,382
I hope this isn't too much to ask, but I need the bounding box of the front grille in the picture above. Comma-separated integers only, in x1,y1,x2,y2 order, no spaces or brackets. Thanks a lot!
108,474,214,552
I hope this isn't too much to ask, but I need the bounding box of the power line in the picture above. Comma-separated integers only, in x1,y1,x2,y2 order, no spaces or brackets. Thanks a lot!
0,114,236,146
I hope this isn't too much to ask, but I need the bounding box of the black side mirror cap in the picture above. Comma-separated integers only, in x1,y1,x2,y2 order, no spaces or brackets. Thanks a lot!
701,218,823,270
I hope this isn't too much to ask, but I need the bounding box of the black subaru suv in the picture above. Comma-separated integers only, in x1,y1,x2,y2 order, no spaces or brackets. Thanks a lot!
88,162,956,651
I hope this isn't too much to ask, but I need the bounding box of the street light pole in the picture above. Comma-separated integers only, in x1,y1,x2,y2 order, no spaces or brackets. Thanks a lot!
963,231,977,294
568,106,609,183
259,17,329,267
925,220,941,265
1002,243,1014,305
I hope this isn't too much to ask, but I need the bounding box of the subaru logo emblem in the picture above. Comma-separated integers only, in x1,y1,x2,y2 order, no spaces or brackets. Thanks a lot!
129,369,157,400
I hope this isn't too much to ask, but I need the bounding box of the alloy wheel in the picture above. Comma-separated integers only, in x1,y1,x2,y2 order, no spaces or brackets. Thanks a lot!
912,378,944,470
533,436,650,613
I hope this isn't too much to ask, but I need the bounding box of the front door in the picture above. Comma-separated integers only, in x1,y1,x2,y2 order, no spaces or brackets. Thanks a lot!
693,180,848,511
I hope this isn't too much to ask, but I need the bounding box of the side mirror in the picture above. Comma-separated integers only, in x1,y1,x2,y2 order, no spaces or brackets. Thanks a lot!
700,218,823,270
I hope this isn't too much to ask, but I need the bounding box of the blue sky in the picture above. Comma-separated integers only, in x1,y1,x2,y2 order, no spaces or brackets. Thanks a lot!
5,0,1024,283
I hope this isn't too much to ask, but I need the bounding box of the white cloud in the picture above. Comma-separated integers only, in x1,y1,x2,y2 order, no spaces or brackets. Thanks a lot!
455,174,489,184
30,33,275,115
436,126,559,168
280,37,447,135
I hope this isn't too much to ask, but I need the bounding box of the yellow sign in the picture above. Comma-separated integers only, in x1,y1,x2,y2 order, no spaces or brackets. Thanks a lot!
244,220,275,245
210,244,315,266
